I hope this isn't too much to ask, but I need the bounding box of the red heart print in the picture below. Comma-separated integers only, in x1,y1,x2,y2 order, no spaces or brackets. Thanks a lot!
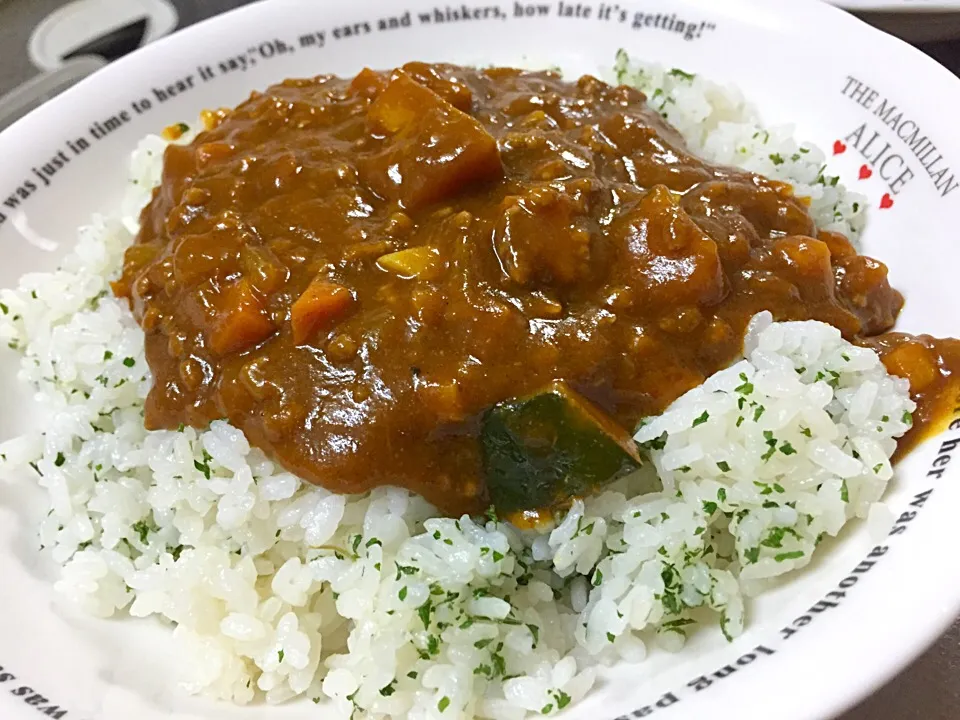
858,164,872,180
833,140,846,155
880,193,894,209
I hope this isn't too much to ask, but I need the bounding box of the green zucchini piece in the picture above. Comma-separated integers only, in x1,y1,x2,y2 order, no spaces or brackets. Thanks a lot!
481,381,643,519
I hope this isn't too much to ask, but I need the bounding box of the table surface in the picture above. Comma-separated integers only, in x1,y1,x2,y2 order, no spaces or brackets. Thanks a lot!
1,2,959,718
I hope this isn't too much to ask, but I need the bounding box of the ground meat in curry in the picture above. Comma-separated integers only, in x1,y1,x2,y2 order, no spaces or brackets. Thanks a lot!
113,62,960,516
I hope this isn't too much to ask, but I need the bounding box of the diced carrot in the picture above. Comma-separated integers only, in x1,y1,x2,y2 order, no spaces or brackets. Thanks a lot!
400,62,474,112
350,67,388,99
208,278,275,355
290,278,355,345
360,72,502,210
161,122,190,141
367,72,424,134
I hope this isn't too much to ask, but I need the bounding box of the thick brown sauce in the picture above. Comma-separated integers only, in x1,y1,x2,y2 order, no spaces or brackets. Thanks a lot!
115,63,959,515
869,334,960,460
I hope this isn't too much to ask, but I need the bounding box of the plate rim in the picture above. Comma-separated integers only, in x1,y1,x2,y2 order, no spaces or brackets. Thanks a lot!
1,1,960,719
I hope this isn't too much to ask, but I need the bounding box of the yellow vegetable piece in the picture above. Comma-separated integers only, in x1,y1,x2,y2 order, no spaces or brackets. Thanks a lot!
377,246,441,279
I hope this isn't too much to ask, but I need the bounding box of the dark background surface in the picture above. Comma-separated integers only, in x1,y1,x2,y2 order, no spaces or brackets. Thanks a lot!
1,1,959,717
912,37,960,74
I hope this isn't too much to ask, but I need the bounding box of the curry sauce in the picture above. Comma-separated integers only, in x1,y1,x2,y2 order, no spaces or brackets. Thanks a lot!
114,63,959,515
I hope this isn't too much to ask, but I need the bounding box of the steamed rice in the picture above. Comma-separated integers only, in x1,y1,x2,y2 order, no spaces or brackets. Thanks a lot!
0,59,910,717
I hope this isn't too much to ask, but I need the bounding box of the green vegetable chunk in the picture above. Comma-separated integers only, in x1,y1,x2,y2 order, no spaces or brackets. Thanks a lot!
481,381,644,518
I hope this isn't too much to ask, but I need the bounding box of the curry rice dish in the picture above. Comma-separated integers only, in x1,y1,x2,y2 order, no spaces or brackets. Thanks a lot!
1,58,957,715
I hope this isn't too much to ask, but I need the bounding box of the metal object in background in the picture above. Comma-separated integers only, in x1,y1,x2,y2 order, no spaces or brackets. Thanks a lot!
0,0,255,130
0,0,179,129
27,0,177,72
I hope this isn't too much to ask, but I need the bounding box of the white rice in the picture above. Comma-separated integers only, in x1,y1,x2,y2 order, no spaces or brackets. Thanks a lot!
0,61,910,718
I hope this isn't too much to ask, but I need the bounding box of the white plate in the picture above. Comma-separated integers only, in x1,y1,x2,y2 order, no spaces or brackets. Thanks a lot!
1,0,960,719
